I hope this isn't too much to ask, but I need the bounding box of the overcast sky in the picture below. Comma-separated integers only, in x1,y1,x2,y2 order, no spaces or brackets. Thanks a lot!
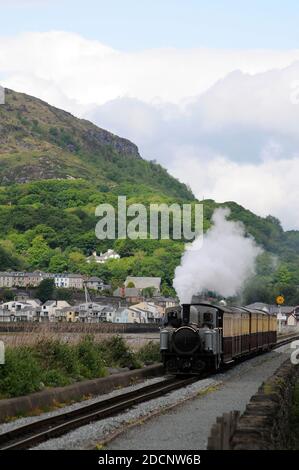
1,1,299,229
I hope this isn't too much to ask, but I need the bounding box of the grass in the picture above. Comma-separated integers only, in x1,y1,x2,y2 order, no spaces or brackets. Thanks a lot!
0,335,160,399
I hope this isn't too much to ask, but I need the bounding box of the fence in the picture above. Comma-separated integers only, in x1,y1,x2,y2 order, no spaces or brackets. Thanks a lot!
0,322,160,334
207,411,240,450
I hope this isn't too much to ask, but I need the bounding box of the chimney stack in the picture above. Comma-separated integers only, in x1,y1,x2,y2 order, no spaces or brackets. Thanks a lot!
182,304,190,325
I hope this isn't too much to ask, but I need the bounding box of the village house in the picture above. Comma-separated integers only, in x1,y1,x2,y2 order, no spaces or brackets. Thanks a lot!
86,249,120,264
76,302,114,323
40,300,72,322
63,307,79,323
0,300,38,322
129,301,164,324
85,277,105,291
54,273,84,289
113,277,162,304
113,287,144,304
0,271,84,290
112,307,131,323
151,296,178,311
0,271,47,288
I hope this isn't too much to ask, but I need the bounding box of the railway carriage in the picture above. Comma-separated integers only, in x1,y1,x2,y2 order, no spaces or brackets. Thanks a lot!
160,302,277,374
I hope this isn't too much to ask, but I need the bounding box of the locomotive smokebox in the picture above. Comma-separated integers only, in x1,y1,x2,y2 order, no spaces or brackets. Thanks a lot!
182,304,190,325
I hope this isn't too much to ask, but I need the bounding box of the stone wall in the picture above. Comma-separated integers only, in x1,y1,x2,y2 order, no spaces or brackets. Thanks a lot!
208,360,299,450
231,360,299,450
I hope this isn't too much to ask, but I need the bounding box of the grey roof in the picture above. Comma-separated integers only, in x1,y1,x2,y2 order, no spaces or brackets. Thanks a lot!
246,303,296,314
125,277,161,290
43,300,56,306
0,271,43,277
29,299,42,305
87,277,103,282
113,287,141,297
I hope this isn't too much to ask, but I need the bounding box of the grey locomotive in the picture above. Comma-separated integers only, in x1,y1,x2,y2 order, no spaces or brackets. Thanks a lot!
160,302,277,374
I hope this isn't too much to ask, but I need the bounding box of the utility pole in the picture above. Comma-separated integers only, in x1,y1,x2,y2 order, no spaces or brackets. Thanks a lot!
84,282,91,304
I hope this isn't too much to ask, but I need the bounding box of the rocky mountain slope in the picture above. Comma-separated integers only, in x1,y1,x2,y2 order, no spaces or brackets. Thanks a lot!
0,89,192,199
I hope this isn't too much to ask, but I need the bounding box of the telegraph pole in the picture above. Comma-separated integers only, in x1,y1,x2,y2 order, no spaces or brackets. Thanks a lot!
276,295,285,333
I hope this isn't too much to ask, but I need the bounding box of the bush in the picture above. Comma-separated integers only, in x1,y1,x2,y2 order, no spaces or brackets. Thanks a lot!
137,341,160,365
99,336,141,369
42,369,71,387
0,347,43,397
77,336,106,379
34,339,79,377
0,336,147,399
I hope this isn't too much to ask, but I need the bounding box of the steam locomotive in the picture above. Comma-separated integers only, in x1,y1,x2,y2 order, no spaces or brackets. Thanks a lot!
160,302,277,374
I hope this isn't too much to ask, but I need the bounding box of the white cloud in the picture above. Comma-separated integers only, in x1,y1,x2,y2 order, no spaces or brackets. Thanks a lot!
1,31,299,229
170,150,299,231
2,31,299,108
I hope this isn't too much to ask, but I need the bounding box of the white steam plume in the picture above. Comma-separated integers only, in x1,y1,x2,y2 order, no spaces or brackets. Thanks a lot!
173,208,262,303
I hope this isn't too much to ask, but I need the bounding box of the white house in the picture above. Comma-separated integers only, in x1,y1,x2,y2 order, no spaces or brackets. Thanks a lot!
0,301,36,322
77,302,108,323
85,277,105,291
54,274,70,288
86,249,120,264
129,302,163,324
41,300,71,322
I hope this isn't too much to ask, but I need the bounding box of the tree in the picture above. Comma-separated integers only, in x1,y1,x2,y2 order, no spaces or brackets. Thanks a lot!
68,251,86,272
142,287,155,298
49,253,68,272
0,244,22,270
127,281,135,288
0,288,14,302
27,236,52,269
36,279,55,303
54,288,72,302
274,264,294,285
242,276,275,305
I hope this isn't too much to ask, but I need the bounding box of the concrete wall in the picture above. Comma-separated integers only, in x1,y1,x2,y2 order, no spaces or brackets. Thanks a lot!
0,364,163,423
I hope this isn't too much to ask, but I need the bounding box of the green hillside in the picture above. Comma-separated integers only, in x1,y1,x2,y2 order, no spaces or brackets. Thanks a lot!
0,89,299,303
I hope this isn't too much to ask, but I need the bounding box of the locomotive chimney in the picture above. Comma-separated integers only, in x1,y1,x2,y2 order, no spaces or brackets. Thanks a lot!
182,304,190,325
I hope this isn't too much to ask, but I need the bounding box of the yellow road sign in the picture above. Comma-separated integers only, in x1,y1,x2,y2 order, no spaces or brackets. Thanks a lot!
276,295,285,305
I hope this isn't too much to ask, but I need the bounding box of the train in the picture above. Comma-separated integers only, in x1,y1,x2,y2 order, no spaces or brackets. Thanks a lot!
160,302,277,374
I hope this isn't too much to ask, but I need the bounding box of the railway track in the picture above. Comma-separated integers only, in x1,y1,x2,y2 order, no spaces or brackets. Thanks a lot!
0,376,197,450
0,334,298,451
275,334,299,349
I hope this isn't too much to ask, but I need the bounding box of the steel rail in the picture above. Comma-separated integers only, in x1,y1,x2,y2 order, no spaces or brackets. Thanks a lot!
0,376,196,450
